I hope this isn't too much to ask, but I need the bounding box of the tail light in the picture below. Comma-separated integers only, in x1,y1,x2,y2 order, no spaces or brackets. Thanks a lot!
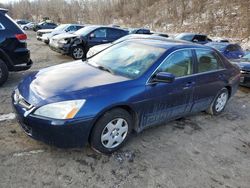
15,34,27,42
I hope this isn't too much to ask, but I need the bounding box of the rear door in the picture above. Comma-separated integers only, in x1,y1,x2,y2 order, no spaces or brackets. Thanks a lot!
191,48,226,113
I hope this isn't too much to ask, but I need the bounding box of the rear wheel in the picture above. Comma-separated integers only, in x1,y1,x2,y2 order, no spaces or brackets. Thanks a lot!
23,26,28,30
71,46,85,60
0,59,9,87
207,88,229,115
90,108,133,154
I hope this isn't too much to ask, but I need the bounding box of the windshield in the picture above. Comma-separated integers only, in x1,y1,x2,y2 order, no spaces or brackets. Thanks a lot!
87,41,166,79
74,26,97,36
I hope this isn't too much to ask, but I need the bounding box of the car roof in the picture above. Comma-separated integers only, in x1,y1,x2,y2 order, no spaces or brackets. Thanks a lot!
0,8,8,14
123,37,210,50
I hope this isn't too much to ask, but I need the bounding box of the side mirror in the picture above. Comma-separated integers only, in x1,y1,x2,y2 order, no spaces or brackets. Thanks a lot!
89,33,95,39
151,72,175,83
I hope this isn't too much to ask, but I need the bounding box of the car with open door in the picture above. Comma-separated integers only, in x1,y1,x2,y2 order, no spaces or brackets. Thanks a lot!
12,38,240,153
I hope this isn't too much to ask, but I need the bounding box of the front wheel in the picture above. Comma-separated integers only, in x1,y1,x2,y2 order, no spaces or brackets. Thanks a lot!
90,108,133,154
207,88,229,115
71,46,85,60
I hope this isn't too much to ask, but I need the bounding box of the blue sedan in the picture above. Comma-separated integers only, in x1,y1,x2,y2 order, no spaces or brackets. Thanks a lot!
12,38,240,153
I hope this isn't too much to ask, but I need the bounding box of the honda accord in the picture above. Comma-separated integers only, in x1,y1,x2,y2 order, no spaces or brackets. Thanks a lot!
12,38,240,153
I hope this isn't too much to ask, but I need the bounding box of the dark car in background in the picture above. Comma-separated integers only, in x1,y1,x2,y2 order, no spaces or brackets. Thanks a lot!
175,33,212,44
0,8,32,86
33,21,57,31
206,42,245,60
231,53,250,87
13,38,240,153
128,28,151,34
49,25,128,59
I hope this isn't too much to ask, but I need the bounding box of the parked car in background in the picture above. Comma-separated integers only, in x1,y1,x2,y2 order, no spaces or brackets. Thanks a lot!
87,34,171,58
13,38,240,153
16,19,31,26
36,29,54,41
206,42,245,60
33,21,57,31
128,28,151,34
21,22,35,30
175,33,212,44
152,32,169,38
231,53,250,87
0,8,32,86
41,24,84,44
49,25,128,59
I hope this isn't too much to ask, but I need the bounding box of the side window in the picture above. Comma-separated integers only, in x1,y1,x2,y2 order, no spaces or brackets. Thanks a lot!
93,28,107,38
158,50,193,77
196,49,224,73
0,22,5,30
107,29,123,39
76,26,83,30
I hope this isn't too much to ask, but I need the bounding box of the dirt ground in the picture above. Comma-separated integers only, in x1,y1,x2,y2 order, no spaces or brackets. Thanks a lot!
0,31,250,188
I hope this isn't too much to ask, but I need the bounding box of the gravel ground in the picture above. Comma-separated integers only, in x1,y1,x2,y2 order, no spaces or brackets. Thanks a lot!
0,31,250,188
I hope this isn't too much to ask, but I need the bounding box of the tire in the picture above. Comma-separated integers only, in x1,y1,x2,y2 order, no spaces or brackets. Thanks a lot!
90,108,133,154
23,26,28,30
71,46,85,60
207,88,229,115
0,59,9,87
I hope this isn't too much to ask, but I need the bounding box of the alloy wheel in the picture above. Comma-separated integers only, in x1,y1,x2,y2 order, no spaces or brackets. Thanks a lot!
73,48,84,59
215,92,228,112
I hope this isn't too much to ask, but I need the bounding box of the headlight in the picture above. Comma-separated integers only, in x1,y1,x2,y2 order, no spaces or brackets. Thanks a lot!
34,100,86,119
58,39,68,44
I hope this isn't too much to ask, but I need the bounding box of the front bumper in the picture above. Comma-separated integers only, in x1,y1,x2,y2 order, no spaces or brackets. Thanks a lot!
49,43,70,55
240,70,250,87
12,94,94,148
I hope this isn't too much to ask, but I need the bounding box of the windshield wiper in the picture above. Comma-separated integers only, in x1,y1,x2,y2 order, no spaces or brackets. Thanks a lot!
97,65,114,74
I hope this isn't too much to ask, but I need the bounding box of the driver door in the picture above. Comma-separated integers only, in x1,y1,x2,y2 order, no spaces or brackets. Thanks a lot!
141,49,196,129
88,28,108,47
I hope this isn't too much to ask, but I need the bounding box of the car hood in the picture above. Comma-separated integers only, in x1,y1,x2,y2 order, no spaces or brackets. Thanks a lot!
18,61,129,105
52,33,77,40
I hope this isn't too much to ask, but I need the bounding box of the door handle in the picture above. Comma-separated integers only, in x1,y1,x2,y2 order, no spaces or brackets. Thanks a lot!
183,81,195,90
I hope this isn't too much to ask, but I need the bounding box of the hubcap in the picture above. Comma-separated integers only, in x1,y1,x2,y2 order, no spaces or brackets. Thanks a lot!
101,118,128,149
73,48,84,59
215,92,228,112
